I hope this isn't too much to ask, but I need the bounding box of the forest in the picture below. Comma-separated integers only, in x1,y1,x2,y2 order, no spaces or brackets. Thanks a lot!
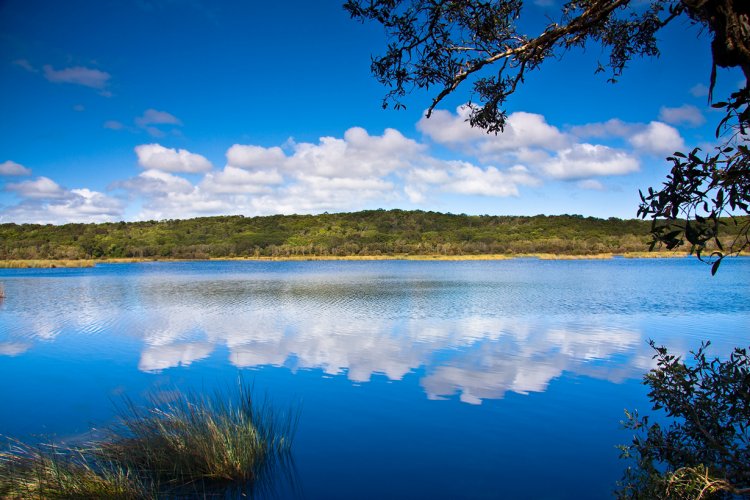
0,210,745,260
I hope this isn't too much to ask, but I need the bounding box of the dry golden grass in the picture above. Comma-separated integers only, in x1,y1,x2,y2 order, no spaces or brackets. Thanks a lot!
5,251,732,267
0,259,95,268
620,251,690,259
0,381,296,498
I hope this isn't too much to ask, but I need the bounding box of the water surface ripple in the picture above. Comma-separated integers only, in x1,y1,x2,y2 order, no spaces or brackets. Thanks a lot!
0,258,747,498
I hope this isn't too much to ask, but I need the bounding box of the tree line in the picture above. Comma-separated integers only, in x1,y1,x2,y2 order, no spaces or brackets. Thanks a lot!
1,210,745,260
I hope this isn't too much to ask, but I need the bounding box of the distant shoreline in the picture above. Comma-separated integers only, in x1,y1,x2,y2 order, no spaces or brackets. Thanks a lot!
0,252,700,268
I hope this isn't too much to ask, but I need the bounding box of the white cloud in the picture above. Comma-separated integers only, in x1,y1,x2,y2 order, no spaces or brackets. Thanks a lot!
226,145,287,170
0,160,32,176
287,127,424,178
135,190,235,221
418,107,568,154
416,107,486,145
1,179,123,224
408,162,539,199
201,166,283,194
5,177,67,199
446,164,527,197
271,174,396,213
115,169,195,195
541,144,640,180
571,119,686,156
569,118,637,139
135,143,212,173
49,189,123,219
658,105,705,127
628,121,685,156
42,65,110,90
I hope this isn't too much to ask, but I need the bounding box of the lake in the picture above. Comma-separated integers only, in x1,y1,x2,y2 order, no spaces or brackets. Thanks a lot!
1,258,748,498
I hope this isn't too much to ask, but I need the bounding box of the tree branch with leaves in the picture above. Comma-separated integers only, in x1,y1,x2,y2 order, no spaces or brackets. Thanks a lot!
346,0,750,269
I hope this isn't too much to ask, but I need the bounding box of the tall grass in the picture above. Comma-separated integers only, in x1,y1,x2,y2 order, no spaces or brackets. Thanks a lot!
0,440,147,499
0,380,297,498
100,382,298,492
0,259,95,268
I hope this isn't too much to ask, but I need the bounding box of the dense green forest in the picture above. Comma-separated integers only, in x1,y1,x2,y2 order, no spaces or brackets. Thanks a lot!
0,210,745,260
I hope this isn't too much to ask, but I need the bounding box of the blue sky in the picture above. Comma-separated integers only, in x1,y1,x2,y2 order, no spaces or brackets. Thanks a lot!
0,0,744,223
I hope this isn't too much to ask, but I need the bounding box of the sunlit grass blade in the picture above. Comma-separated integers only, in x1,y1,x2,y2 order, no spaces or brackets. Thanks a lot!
0,379,298,498
99,379,298,492
0,439,148,499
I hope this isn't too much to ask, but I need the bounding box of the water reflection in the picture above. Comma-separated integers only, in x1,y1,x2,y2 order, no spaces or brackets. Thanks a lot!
1,260,747,404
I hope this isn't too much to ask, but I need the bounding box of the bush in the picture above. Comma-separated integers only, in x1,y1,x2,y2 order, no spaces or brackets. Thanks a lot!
617,341,750,499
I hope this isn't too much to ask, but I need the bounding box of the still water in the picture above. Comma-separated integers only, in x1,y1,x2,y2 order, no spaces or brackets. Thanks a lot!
1,258,748,498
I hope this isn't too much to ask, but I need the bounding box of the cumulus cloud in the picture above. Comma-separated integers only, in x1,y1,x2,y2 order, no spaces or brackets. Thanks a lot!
628,121,685,156
48,189,123,220
418,107,568,154
135,144,212,173
569,118,637,139
541,144,639,180
288,127,424,178
226,145,287,170
115,169,195,195
201,166,283,194
571,118,685,156
658,105,705,127
407,162,539,200
5,177,67,199
42,65,110,90
1,178,123,224
0,160,32,176
250,174,397,215
416,106,650,184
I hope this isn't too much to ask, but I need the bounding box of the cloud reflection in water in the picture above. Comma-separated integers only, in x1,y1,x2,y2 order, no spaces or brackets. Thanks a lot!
0,273,656,404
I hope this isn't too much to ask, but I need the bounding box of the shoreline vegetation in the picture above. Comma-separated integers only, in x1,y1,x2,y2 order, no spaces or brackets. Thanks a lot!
0,252,701,268
0,382,296,498
2,210,746,268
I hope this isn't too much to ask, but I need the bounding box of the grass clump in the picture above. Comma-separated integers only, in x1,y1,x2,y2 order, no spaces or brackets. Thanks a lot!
0,440,146,499
0,380,297,498
101,382,298,489
0,259,95,268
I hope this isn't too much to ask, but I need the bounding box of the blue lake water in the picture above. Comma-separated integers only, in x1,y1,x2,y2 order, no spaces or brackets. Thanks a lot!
1,258,748,498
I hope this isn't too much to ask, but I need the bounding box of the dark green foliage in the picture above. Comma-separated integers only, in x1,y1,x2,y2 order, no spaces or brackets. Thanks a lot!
344,0,668,132
639,88,750,275
3,210,742,259
346,0,750,270
345,0,749,134
618,342,750,499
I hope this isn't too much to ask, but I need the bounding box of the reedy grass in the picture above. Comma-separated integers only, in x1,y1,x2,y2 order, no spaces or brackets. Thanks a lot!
0,259,95,268
0,440,147,499
0,380,297,498
100,382,298,489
